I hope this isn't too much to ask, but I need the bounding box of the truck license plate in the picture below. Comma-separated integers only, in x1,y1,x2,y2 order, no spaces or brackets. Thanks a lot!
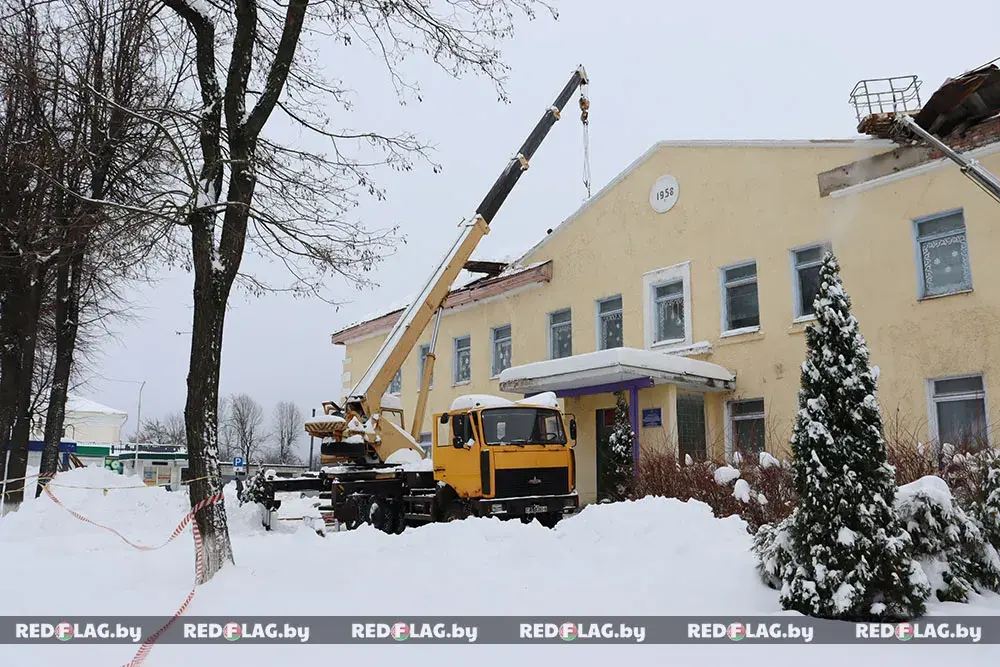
526,504,547,514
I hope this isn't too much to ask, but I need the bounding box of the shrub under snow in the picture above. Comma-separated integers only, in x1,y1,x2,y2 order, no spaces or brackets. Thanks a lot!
896,475,1000,602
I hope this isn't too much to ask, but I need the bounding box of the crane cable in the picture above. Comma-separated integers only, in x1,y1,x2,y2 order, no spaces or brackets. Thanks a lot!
580,81,591,199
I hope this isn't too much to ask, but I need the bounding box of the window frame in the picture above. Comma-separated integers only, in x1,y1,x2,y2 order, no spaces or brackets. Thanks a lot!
548,308,572,360
720,259,760,335
388,369,402,395
912,208,973,300
595,294,624,351
642,261,692,350
790,242,832,320
725,397,766,459
453,335,471,385
927,373,989,449
417,343,433,390
491,324,512,378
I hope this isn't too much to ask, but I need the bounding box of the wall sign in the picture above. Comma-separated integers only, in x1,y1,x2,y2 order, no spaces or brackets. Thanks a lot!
649,175,679,213
641,408,662,428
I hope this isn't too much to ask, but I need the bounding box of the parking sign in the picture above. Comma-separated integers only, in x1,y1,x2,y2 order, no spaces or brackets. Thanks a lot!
233,456,244,471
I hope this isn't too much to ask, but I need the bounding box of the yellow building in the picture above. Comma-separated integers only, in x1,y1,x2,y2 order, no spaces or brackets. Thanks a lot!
332,134,1000,505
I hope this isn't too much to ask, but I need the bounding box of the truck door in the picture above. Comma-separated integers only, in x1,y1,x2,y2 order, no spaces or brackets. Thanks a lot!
434,412,482,498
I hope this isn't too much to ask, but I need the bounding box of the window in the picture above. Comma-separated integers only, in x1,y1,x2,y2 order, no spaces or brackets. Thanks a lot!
722,261,760,332
453,335,471,384
642,261,692,349
491,324,512,376
677,392,706,462
389,369,402,394
597,295,623,350
914,210,972,298
730,398,765,455
418,343,433,389
549,309,572,359
653,281,684,343
792,243,830,318
931,375,988,450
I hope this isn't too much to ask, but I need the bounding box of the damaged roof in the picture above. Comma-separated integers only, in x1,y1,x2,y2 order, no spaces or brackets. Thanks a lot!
913,62,1000,137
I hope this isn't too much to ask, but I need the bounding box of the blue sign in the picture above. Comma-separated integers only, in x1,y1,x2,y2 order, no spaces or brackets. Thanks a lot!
233,456,245,469
641,408,662,428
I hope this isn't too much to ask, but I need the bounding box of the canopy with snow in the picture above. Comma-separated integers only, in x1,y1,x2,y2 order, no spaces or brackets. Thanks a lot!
497,347,735,396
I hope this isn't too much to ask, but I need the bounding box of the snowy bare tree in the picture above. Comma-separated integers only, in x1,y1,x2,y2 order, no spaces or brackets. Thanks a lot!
0,0,180,502
137,411,188,446
148,0,557,580
270,401,302,464
221,393,267,469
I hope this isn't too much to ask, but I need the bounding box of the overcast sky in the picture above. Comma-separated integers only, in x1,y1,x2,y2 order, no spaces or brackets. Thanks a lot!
83,0,1000,456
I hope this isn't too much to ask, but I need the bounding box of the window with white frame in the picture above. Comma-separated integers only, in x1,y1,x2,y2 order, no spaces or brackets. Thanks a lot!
653,282,684,343
491,324,512,376
549,309,572,359
642,262,692,349
722,261,760,332
597,296,623,350
730,398,765,455
931,374,988,450
453,335,471,384
417,343,433,389
792,243,830,318
914,210,972,298
389,369,402,394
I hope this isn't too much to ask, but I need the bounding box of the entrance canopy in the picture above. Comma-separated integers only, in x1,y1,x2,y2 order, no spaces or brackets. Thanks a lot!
497,347,735,396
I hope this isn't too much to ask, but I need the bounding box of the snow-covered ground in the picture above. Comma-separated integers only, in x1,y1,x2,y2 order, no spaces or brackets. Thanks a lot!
1,467,997,665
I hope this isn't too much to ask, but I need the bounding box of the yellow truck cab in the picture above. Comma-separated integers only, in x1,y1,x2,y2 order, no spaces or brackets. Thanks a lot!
431,394,579,526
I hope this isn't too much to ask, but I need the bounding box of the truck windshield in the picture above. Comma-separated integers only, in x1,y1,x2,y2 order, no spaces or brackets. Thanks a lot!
480,408,566,445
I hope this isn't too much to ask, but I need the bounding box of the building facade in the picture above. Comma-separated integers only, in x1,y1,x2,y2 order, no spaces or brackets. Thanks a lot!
333,138,1000,504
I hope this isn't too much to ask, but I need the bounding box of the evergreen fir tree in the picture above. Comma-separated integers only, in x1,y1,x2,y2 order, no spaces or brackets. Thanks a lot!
771,252,928,619
606,390,635,500
979,450,1000,551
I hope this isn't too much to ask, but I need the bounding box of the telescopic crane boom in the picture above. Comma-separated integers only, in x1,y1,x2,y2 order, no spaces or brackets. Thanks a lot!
896,114,1000,204
309,65,590,464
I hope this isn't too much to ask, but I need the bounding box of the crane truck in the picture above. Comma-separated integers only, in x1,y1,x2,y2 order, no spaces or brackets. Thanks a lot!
247,65,591,533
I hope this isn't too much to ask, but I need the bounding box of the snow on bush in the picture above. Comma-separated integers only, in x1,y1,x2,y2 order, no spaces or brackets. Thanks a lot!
896,475,1000,602
714,466,740,485
755,252,928,620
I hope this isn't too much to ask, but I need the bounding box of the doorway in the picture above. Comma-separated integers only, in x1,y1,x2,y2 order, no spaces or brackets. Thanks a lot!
595,407,617,502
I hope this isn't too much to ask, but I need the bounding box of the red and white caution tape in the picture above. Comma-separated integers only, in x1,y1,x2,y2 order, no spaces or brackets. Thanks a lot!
44,485,225,666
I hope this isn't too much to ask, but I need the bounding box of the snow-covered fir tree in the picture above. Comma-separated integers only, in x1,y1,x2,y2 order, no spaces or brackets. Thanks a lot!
979,450,1000,551
755,252,928,620
896,475,1000,602
605,390,635,500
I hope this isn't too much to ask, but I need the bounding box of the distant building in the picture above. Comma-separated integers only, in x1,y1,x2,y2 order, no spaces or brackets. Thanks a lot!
28,395,128,469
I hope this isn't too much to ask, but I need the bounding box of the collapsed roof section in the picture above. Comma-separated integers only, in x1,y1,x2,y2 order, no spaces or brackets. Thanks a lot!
821,60,1000,197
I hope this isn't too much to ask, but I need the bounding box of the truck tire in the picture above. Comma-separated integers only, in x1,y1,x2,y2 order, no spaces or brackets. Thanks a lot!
537,513,561,529
442,500,471,522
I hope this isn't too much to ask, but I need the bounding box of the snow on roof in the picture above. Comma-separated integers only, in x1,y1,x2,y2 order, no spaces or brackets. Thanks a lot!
450,394,514,411
65,395,127,416
498,347,735,395
515,391,559,408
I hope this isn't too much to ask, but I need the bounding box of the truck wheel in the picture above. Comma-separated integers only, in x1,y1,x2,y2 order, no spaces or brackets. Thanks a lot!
442,501,471,522
538,513,561,529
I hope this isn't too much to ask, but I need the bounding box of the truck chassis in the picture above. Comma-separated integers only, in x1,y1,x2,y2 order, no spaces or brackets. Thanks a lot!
251,465,579,533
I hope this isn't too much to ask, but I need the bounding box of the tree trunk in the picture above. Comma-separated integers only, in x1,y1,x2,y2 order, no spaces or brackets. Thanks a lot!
4,262,46,506
0,285,19,503
37,253,82,496
184,235,235,581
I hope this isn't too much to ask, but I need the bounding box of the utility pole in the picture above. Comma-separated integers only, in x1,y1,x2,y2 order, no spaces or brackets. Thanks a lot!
309,408,315,471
